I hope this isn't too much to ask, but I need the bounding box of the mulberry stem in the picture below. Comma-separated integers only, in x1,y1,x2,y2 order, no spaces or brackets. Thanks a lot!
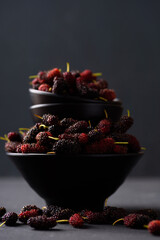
115,142,129,145
104,198,108,207
127,110,130,117
34,114,42,119
56,219,69,223
141,147,146,150
99,97,108,102
48,136,59,141
29,75,38,79
112,218,124,226
47,152,56,154
66,62,70,72
19,128,30,131
39,124,48,130
143,224,149,229
0,221,6,227
92,73,102,77
88,120,91,128
104,109,108,119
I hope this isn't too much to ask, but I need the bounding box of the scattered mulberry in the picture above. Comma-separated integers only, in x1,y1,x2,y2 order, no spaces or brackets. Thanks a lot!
124,213,151,229
7,132,21,142
113,145,128,154
20,205,40,213
19,209,40,223
55,208,75,220
42,205,62,217
99,89,116,101
97,119,111,134
38,84,51,92
0,207,6,220
23,123,41,143
5,141,20,153
27,216,57,230
42,114,59,126
85,211,107,224
52,77,67,94
113,116,134,133
148,220,160,235
65,121,88,134
2,212,18,226
69,213,84,228
104,206,127,223
135,209,158,220
52,139,81,154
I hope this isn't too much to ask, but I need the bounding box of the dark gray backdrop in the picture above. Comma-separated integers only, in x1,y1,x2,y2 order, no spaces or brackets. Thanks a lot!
0,0,159,176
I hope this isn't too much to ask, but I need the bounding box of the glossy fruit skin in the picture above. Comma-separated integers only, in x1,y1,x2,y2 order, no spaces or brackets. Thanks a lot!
2,212,18,226
148,220,160,235
27,216,57,230
69,214,84,228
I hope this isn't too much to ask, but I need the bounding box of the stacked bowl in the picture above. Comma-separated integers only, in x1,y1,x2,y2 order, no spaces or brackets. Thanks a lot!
7,66,143,210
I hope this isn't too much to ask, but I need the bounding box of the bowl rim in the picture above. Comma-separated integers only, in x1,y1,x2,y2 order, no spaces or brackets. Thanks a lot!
29,88,121,104
6,152,144,157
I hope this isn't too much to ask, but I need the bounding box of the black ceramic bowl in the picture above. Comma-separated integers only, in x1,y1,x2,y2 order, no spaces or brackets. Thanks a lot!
7,152,143,211
30,102,123,124
29,88,120,105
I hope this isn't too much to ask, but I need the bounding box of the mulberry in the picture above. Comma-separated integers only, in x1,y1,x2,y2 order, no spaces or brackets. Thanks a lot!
35,132,52,146
42,205,62,217
0,207,6,220
148,220,160,235
5,141,20,153
135,209,158,220
47,68,61,79
20,205,40,213
113,116,134,133
69,214,84,228
38,84,51,92
53,139,81,154
2,212,18,226
113,145,128,154
85,211,107,224
97,119,111,134
19,209,40,223
27,216,57,230
52,77,67,94
48,124,62,136
127,134,141,153
7,132,21,142
23,123,41,143
99,89,116,101
104,206,127,223
60,118,77,130
42,114,59,126
88,129,104,142
124,213,151,229
65,121,88,134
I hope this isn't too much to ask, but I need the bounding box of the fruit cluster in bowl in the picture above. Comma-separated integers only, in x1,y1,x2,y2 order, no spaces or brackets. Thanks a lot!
2,111,142,154
30,63,116,101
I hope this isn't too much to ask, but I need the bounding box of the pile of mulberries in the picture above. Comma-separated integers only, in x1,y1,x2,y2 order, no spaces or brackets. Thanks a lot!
30,64,117,101
0,204,159,235
2,112,142,154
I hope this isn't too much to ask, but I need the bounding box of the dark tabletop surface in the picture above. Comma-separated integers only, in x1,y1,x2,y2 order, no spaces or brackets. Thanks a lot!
0,177,160,240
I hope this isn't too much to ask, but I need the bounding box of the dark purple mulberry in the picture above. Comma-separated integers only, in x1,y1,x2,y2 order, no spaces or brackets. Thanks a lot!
2,212,18,226
52,77,67,94
113,116,134,133
52,139,81,154
27,216,57,230
42,114,59,126
88,129,104,142
23,123,41,143
60,118,77,130
65,121,88,134
104,206,127,223
124,213,151,229
0,207,6,220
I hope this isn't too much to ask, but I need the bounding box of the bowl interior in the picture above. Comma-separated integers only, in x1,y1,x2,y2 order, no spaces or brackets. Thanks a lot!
7,152,144,210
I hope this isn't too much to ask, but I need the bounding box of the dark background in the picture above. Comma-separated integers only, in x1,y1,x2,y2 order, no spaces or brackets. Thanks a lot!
0,0,159,176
